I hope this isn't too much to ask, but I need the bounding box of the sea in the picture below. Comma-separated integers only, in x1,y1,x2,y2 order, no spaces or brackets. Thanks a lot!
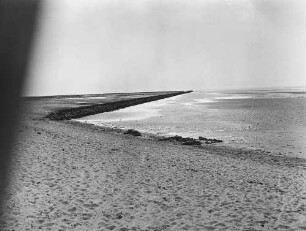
76,88,306,158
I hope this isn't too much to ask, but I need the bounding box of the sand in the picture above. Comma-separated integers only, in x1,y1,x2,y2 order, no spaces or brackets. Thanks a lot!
1,93,306,230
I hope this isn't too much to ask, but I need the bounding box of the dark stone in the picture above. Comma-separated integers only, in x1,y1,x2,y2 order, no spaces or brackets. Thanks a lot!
198,136,207,141
199,136,223,143
182,140,201,146
115,212,123,219
124,129,141,136
159,135,190,142
159,135,201,146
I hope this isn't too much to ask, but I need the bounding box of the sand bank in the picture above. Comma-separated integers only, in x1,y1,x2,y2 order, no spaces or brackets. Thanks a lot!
1,92,306,230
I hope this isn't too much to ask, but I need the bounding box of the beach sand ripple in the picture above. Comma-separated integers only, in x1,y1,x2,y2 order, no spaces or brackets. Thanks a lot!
1,100,306,230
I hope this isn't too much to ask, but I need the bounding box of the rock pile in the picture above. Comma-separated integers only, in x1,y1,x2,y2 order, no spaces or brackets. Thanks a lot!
159,135,222,146
124,129,142,136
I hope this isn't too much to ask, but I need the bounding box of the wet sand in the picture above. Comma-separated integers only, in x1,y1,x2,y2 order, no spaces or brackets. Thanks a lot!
1,92,306,230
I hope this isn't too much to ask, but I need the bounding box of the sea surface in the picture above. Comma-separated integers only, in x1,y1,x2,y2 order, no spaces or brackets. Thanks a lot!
77,88,306,158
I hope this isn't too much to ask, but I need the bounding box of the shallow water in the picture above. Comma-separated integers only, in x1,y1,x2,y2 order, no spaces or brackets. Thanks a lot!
77,88,306,157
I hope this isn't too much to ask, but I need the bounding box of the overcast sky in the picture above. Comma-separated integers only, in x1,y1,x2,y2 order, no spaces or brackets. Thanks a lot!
25,0,305,96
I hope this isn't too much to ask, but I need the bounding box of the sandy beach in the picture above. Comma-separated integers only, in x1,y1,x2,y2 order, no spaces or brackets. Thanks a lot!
1,92,306,231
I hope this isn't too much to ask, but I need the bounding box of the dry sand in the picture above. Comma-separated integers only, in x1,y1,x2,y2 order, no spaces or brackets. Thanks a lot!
1,93,306,230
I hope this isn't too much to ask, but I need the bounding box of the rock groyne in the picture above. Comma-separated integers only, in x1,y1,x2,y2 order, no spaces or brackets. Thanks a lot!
46,91,192,120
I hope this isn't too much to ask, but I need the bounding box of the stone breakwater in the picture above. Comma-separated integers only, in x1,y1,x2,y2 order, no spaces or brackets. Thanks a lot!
46,91,192,121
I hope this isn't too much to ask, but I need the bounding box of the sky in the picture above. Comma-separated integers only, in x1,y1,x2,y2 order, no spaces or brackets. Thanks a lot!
25,0,305,96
